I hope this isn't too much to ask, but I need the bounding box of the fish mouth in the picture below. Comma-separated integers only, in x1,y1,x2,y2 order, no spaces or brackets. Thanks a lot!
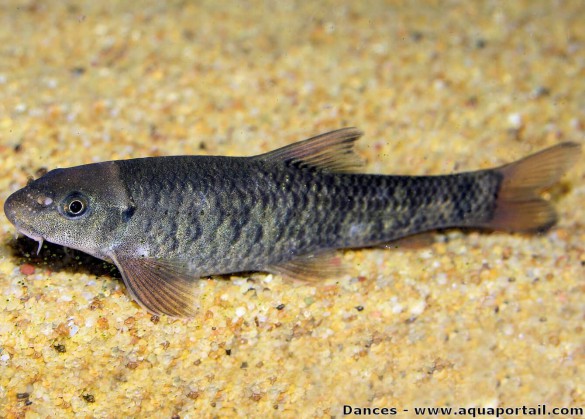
4,190,45,255
14,226,45,256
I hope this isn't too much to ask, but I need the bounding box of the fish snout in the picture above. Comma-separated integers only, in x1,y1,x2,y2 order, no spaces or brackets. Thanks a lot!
3,190,21,226
4,188,53,226
4,189,48,249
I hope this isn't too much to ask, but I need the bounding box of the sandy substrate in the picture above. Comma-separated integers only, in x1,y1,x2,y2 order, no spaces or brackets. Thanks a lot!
0,1,584,417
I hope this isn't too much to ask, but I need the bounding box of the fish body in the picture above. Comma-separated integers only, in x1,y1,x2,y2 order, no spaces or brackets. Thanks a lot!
115,155,498,274
3,128,580,316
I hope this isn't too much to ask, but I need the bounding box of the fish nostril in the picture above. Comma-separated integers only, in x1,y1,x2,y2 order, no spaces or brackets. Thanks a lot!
36,196,53,207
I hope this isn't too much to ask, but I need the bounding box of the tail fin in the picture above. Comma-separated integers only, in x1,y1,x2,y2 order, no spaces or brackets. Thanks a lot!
489,142,581,233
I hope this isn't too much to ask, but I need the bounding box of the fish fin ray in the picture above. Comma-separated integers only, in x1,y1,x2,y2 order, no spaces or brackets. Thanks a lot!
256,127,364,173
265,251,346,282
378,232,436,250
488,142,581,232
111,253,200,318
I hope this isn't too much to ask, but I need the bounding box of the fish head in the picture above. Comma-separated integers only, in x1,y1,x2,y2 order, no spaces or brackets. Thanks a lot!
4,161,133,260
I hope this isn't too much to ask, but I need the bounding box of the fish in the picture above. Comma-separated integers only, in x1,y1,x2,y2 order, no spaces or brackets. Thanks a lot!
3,128,581,317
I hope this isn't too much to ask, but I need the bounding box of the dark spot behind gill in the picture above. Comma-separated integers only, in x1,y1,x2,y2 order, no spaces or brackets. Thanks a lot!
122,205,136,222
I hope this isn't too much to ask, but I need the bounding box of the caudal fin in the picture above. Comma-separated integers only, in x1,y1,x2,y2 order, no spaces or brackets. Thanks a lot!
489,142,581,233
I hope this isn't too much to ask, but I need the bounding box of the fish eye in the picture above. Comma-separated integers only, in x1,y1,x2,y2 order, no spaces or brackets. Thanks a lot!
60,193,89,218
69,200,84,214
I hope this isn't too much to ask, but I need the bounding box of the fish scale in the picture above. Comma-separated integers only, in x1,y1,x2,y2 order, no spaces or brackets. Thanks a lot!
121,155,496,274
3,127,580,316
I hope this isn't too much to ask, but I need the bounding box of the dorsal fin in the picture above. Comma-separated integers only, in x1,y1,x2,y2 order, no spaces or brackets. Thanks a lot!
256,127,364,173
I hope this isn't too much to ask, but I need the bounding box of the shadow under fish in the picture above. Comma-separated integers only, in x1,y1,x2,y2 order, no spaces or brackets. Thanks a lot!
7,236,120,279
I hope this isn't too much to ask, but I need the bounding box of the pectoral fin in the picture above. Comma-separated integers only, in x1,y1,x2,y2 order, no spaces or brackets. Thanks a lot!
266,251,346,282
111,253,200,318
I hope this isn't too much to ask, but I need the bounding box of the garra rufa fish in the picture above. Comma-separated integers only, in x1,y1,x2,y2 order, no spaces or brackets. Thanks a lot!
3,128,581,317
